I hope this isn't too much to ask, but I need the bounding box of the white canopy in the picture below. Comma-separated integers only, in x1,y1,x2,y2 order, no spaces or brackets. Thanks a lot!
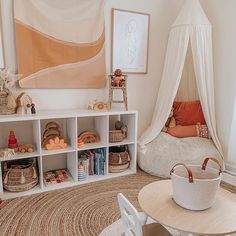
139,0,223,157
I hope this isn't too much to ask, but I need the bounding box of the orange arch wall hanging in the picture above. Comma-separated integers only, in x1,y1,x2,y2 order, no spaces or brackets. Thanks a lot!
14,0,106,89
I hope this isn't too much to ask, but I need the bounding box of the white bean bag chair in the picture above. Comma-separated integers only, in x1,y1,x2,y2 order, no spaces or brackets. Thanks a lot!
138,132,223,178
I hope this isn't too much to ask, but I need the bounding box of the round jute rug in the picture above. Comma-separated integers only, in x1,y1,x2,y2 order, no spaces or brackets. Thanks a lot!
0,170,159,236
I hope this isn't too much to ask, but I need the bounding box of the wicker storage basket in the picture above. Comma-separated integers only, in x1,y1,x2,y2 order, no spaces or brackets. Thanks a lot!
109,130,125,143
0,89,16,115
109,148,130,173
170,157,222,211
3,159,38,192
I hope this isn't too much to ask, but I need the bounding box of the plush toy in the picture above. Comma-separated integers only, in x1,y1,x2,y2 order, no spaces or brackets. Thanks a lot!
111,69,125,87
162,107,176,132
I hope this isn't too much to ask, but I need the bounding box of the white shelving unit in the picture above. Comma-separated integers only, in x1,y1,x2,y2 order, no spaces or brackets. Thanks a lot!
0,109,138,200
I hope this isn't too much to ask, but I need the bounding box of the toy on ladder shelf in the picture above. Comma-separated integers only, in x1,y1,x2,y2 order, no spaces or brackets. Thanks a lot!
108,69,128,110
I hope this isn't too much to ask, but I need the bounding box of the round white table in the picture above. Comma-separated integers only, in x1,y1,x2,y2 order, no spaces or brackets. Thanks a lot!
138,180,236,236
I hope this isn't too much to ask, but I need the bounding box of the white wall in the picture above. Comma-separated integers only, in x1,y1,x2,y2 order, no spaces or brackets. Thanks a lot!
1,0,177,136
199,0,236,161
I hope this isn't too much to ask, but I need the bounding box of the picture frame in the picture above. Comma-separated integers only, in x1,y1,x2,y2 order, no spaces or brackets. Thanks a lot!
111,8,150,74
0,2,5,69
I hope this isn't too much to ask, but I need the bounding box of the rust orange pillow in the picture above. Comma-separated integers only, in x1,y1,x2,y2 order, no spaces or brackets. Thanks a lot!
173,100,206,126
167,125,198,138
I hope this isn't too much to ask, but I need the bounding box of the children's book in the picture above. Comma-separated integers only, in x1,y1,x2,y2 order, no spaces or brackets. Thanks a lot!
43,168,73,186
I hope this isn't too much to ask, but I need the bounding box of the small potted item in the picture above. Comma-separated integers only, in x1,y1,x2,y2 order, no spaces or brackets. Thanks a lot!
170,157,222,211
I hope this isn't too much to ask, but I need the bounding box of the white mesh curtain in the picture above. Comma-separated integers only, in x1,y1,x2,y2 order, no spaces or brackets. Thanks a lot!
139,0,223,157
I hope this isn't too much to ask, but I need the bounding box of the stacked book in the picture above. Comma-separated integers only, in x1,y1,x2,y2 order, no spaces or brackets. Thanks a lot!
78,148,106,181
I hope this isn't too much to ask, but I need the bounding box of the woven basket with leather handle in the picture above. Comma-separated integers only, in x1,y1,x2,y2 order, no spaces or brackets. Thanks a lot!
109,148,130,173
3,159,38,192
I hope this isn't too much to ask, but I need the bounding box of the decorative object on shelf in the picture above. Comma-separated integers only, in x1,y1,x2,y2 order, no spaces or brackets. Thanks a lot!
18,144,34,153
78,161,87,181
45,137,68,150
111,9,150,74
88,100,108,111
0,68,20,115
26,103,31,115
3,158,38,192
43,168,73,186
109,120,128,143
16,92,33,115
42,121,68,150
108,70,128,110
31,103,36,114
0,148,15,158
109,146,130,173
77,137,85,148
78,131,100,145
8,131,18,150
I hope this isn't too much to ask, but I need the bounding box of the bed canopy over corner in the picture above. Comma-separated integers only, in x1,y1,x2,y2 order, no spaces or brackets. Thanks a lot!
139,0,223,157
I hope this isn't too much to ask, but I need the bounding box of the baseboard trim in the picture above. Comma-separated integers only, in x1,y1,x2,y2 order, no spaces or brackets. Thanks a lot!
222,172,236,186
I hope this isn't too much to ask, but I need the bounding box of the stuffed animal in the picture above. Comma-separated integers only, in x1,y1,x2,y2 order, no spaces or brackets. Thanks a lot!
111,69,125,87
162,107,176,132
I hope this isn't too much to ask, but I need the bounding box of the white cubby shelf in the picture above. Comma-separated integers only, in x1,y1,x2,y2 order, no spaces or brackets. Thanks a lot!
0,109,138,200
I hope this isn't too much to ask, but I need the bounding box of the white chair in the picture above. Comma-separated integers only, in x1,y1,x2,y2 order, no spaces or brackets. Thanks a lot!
117,193,172,236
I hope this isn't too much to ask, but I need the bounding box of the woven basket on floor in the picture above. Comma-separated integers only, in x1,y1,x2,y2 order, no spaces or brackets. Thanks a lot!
109,151,130,173
109,130,125,143
3,159,38,192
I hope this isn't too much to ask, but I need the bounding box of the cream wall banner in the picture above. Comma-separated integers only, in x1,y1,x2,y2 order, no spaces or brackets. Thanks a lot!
14,0,106,89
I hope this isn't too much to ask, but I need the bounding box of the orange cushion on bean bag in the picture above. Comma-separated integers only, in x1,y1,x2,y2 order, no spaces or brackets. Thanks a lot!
167,125,198,138
173,100,206,126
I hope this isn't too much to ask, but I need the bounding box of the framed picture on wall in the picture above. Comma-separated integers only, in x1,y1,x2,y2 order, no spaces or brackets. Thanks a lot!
0,2,4,69
111,8,150,74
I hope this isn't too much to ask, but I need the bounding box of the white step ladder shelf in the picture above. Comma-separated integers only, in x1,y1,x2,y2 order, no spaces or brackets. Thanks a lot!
0,109,138,200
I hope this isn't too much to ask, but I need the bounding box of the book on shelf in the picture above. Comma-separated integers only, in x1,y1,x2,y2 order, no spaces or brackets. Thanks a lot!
78,148,106,181
43,168,73,186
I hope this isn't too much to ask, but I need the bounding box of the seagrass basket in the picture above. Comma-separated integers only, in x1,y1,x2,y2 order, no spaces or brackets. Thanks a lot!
109,130,125,143
3,159,38,192
0,89,16,115
109,149,130,173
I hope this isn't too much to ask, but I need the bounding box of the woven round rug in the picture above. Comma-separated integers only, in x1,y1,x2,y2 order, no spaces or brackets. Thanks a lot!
0,170,159,236
0,170,235,236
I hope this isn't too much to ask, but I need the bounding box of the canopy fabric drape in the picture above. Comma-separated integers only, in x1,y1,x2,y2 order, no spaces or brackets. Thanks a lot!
139,0,223,157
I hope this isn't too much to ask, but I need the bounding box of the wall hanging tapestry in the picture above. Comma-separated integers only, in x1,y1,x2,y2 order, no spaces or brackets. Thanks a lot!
14,0,106,89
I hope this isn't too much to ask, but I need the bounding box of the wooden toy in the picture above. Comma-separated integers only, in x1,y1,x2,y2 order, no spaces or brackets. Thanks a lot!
0,148,15,158
31,103,36,114
16,92,33,115
42,121,68,150
77,137,85,148
8,131,18,149
78,131,100,144
26,104,31,115
18,144,34,153
108,69,128,110
45,137,68,150
88,100,108,111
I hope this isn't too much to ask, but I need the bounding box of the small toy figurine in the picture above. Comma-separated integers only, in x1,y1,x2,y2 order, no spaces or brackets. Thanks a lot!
26,104,31,115
8,131,18,150
31,103,36,114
